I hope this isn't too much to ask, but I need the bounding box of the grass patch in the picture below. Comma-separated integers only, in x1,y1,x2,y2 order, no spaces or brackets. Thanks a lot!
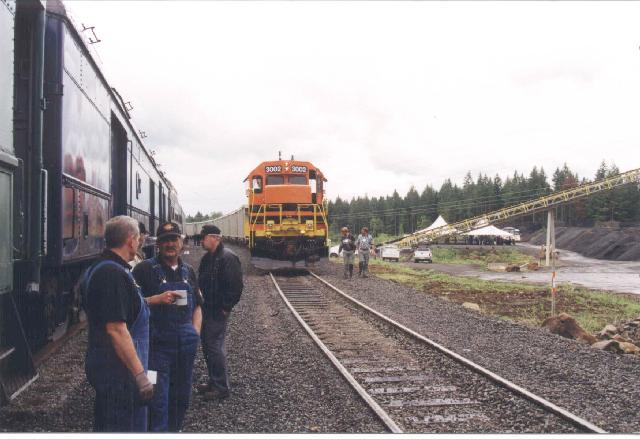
364,259,640,334
431,246,535,267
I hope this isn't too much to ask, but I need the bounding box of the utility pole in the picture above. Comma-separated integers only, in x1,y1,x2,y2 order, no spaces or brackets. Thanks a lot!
546,209,557,316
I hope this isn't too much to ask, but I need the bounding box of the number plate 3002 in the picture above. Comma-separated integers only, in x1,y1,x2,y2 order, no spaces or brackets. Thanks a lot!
291,165,307,173
265,165,282,173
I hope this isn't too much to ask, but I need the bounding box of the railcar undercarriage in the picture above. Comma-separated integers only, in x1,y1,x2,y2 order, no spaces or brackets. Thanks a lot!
250,236,328,270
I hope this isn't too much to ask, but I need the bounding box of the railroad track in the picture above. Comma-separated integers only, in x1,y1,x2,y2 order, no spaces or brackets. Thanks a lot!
269,271,605,434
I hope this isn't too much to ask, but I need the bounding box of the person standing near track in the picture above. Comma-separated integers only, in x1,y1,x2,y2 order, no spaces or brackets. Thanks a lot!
82,216,153,432
196,224,243,401
339,226,356,279
132,221,203,432
356,227,374,277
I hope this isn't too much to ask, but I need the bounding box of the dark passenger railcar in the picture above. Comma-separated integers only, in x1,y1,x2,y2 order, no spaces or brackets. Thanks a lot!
0,0,39,403
3,0,185,402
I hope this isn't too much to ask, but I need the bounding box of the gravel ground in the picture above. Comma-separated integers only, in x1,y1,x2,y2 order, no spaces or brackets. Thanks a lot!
312,258,640,433
4,243,637,432
280,276,577,433
0,244,385,433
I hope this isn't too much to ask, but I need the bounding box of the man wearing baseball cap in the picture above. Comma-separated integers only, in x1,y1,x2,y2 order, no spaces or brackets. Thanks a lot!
196,224,243,400
132,221,203,431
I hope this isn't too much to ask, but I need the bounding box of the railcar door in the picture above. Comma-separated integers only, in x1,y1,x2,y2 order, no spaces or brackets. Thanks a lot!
149,179,156,234
110,114,128,216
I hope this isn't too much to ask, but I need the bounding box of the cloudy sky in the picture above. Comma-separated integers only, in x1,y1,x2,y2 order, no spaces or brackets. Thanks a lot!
67,1,640,216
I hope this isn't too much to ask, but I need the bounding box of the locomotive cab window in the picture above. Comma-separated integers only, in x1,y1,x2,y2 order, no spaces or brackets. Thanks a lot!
252,175,263,193
288,175,307,185
266,175,284,185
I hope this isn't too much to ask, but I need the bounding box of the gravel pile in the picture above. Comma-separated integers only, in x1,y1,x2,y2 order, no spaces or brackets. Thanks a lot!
529,226,640,261
0,245,385,433
312,259,640,432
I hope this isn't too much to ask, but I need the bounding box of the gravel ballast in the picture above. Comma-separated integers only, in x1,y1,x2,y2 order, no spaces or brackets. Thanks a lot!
0,245,385,433
312,258,640,433
3,244,638,432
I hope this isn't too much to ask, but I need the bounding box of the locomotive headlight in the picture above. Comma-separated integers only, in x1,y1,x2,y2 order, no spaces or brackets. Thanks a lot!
267,220,274,230
305,220,314,230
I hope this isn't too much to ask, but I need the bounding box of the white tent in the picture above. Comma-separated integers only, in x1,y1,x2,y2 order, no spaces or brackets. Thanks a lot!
426,215,448,231
415,215,448,234
463,225,515,238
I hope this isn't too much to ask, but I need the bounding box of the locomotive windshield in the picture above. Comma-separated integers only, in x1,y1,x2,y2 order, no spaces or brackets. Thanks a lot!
288,175,307,185
266,175,285,185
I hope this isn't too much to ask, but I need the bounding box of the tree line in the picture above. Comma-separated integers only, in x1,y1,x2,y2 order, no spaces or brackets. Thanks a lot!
327,161,640,238
185,211,223,223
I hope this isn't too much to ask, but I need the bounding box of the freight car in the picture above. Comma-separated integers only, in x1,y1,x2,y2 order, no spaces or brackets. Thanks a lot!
0,0,184,403
186,158,329,269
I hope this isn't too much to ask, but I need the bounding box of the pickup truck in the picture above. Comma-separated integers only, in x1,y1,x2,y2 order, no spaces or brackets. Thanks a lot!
413,246,433,263
329,245,359,258
380,245,400,262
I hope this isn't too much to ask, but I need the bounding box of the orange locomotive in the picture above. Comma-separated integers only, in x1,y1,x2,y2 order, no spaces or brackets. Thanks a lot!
245,159,329,269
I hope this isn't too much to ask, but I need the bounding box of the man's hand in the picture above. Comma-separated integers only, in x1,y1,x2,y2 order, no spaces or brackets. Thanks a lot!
135,371,154,402
147,291,180,305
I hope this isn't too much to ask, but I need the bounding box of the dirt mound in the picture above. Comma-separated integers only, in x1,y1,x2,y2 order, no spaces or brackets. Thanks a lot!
529,226,640,261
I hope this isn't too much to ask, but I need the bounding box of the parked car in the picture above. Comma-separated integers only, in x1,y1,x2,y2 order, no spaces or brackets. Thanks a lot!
413,246,433,263
381,245,400,262
329,245,358,258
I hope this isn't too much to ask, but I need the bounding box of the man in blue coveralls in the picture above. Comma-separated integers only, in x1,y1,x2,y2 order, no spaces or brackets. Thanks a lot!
133,221,203,432
83,215,153,432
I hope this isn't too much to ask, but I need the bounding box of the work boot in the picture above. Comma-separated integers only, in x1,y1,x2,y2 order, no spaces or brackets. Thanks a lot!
349,264,353,279
196,383,212,394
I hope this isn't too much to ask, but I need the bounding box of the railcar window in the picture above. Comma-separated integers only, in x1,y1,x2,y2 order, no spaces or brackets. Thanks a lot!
0,170,12,291
288,175,307,185
63,187,75,239
266,175,284,185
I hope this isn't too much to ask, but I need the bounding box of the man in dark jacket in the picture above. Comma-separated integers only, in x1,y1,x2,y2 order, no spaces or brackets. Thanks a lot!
197,224,243,400
338,226,356,279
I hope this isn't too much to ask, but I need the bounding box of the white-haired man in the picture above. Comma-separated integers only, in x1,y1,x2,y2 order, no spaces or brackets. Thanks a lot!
82,215,153,432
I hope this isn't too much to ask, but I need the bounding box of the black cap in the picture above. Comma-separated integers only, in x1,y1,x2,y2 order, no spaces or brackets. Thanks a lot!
200,224,221,237
156,221,182,242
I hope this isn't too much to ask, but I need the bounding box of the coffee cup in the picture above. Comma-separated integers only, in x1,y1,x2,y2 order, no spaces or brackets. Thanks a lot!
174,290,188,306
147,370,157,385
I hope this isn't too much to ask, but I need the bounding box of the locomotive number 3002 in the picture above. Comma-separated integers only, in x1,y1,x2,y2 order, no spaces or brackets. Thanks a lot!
265,165,282,173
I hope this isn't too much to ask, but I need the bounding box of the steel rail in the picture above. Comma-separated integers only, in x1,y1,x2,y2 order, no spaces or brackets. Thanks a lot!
268,272,403,433
308,271,607,434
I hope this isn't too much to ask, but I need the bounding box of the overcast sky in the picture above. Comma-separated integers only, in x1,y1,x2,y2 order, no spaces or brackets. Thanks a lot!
67,1,640,216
